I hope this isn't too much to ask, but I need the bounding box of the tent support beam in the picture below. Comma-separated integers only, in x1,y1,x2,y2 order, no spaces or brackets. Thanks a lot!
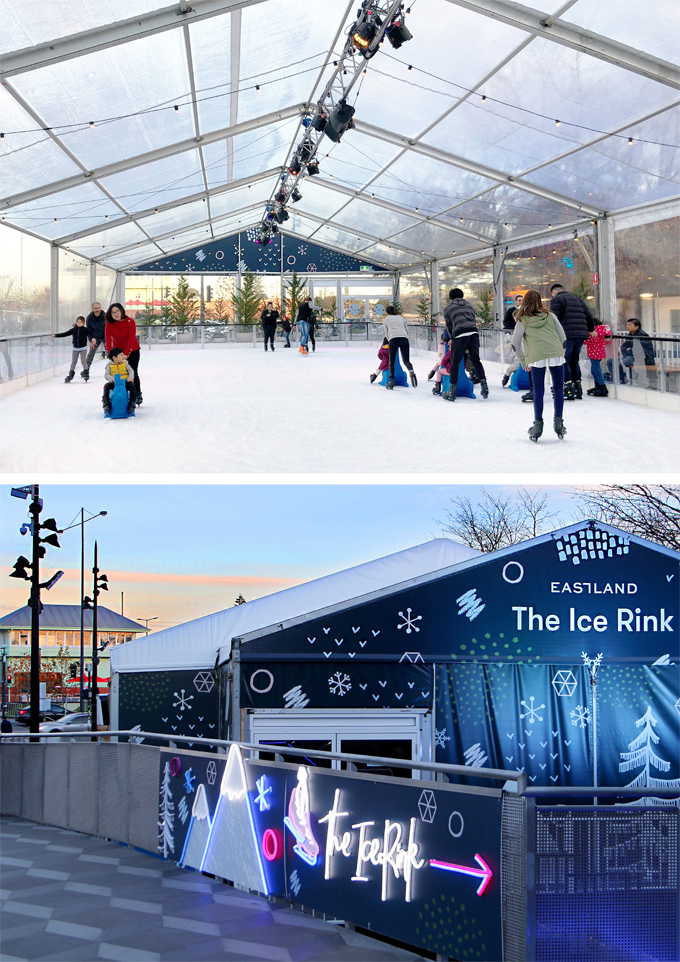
443,0,680,89
0,0,268,79
1,105,304,211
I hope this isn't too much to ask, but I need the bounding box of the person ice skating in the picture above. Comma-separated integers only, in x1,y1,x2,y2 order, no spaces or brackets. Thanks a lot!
308,310,317,352
370,337,390,383
102,348,136,415
442,289,488,401
52,315,91,382
261,302,279,351
383,305,417,389
512,289,567,441
295,297,315,355
105,302,142,404
503,294,524,331
549,283,596,400
281,315,292,347
427,332,451,395
84,301,107,372
586,321,612,397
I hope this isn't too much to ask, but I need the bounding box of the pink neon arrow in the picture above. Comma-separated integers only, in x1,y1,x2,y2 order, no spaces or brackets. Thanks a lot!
429,854,493,896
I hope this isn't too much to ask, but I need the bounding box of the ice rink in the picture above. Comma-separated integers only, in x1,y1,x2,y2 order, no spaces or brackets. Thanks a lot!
2,344,678,475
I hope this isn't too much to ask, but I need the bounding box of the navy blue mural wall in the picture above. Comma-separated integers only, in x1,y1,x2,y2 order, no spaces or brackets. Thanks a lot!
240,525,680,791
127,231,388,274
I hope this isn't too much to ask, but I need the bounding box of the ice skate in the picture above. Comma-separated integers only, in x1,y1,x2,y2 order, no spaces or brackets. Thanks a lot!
501,374,510,387
102,397,111,414
574,381,583,399
427,369,435,381
554,416,567,439
528,419,544,442
64,371,75,383
135,391,143,406
480,379,489,398
385,378,394,390
127,394,136,415
81,370,89,382
432,382,441,395
564,381,576,401
521,390,534,402
442,386,457,402
409,370,417,388
370,373,378,384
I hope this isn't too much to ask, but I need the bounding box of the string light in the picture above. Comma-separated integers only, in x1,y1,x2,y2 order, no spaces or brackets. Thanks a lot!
255,85,260,92
555,120,561,127
89,120,95,128
0,132,4,140
174,105,179,112
481,95,486,103
628,137,633,145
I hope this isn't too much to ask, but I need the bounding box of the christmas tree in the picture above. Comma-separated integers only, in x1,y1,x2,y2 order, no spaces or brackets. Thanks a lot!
232,271,264,325
158,761,175,856
619,706,680,807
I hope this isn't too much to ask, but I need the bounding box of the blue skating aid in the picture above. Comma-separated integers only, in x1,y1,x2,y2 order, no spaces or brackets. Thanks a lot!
509,366,531,391
380,351,408,387
441,359,475,399
105,374,135,419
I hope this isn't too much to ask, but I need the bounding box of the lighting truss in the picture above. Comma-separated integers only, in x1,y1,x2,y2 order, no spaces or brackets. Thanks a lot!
256,0,410,245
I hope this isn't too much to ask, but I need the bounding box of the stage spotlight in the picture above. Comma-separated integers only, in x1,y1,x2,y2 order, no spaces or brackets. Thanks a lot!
291,188,302,203
325,100,355,143
297,142,314,163
271,223,279,234
351,20,378,52
307,161,320,176
311,111,327,131
274,207,289,224
275,188,285,203
289,158,302,175
387,19,412,48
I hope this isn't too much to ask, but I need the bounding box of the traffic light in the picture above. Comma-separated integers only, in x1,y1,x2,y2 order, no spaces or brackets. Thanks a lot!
70,664,77,680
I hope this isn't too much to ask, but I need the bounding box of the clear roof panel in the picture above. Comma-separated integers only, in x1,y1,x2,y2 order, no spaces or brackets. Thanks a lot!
440,185,580,242
136,200,213,238
71,222,148,257
392,222,484,257
333,198,419,237
308,224,378,255
5,183,121,238
357,243,422,268
231,120,299,183
11,32,194,170
156,225,216,254
0,0,163,55
0,87,82,197
99,150,204,212
187,14,232,135
566,0,680,65
366,152,497,216
104,242,161,269
209,183,271,218
284,179,346,221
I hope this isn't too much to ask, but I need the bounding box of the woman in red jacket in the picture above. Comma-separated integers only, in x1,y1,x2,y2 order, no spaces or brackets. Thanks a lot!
105,303,142,404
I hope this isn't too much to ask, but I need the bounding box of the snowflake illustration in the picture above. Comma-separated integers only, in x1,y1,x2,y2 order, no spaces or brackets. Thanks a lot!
570,705,591,728
397,608,422,634
418,790,437,823
297,244,308,255
173,689,194,711
552,670,577,697
328,671,352,697
434,727,451,749
184,768,196,794
255,775,272,812
306,263,317,271
193,671,215,693
206,760,217,785
520,696,545,724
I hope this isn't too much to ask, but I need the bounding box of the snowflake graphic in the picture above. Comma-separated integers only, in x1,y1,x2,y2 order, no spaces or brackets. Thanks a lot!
255,775,272,812
464,743,489,767
184,768,196,794
418,790,437,823
397,608,422,634
206,761,217,785
297,244,308,255
552,670,577,697
328,672,352,697
434,727,451,749
193,671,215,693
570,705,591,728
173,690,194,711
306,263,318,271
520,696,545,724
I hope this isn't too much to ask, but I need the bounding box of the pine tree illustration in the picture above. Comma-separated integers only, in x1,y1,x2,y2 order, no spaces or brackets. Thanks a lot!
158,761,175,856
619,706,680,807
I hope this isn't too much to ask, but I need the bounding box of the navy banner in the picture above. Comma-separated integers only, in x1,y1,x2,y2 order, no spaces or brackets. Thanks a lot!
118,669,220,749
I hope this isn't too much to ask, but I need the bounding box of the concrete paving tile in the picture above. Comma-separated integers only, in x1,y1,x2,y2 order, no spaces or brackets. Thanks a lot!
158,937,228,961
109,896,163,915
220,937,291,960
100,923,215,955
0,831,23,838
217,914,288,938
98,944,160,962
2,901,54,919
0,953,30,962
162,915,221,937
57,906,145,932
167,901,268,925
45,919,102,940
0,856,34,868
78,855,121,866
26,869,70,882
1,931,92,960
65,881,113,897
0,919,48,942
15,839,51,847
287,934,348,962
45,845,83,854
211,892,272,909
116,865,163,879
35,942,103,961
160,878,214,894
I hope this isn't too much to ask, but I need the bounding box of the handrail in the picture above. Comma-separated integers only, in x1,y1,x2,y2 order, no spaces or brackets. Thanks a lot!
523,785,680,798
0,728,526,791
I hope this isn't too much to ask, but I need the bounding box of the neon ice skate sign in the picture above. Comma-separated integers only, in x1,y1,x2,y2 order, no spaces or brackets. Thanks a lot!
318,787,426,902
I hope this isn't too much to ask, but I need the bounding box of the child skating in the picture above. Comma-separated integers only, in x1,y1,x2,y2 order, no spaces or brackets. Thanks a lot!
52,315,91,382
369,338,390,383
103,348,136,416
427,332,450,395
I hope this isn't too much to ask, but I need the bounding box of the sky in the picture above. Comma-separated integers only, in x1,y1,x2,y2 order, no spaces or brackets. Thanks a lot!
1,483,579,632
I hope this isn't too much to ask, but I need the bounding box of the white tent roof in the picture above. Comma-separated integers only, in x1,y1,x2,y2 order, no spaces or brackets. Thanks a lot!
1,0,678,271
109,538,481,672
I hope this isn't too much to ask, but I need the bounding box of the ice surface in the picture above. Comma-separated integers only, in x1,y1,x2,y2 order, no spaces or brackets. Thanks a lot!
1,344,678,474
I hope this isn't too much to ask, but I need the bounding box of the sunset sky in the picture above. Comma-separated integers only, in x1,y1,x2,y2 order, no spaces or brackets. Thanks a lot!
1,484,577,632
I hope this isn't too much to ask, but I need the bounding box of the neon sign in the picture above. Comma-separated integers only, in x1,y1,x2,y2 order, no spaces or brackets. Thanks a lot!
284,767,320,866
430,854,493,895
262,828,283,861
319,789,425,902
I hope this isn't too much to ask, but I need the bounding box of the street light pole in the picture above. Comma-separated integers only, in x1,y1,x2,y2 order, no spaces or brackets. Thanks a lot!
137,616,158,635
92,541,99,735
80,508,84,712
29,487,42,737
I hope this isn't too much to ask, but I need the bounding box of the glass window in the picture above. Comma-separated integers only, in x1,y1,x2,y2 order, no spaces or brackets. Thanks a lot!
400,271,431,321
614,216,680,334
95,266,117,309
501,238,595,316
0,224,51,336
58,249,90,326
439,256,494,320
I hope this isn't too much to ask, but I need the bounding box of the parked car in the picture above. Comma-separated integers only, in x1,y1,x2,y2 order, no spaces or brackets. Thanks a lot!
39,712,90,734
15,703,66,725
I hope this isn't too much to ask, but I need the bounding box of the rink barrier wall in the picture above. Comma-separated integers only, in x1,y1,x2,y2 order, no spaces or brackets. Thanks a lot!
2,732,678,962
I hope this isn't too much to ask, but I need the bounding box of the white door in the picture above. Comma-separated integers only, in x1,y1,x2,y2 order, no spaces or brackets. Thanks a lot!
246,709,431,779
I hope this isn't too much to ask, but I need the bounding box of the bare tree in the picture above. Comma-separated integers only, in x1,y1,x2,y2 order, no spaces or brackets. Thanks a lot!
439,487,557,552
576,485,680,551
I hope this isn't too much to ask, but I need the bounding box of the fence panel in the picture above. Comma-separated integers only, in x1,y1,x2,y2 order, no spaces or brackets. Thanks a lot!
129,745,161,854
0,744,23,815
43,743,69,829
97,742,130,844
68,741,98,835
21,743,45,823
502,794,528,962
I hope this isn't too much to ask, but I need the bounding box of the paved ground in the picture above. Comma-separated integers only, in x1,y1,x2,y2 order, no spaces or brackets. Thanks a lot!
0,817,424,962
2,343,677,474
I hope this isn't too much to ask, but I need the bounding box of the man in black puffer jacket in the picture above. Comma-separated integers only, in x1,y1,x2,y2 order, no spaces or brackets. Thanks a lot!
549,284,596,400
442,289,488,401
